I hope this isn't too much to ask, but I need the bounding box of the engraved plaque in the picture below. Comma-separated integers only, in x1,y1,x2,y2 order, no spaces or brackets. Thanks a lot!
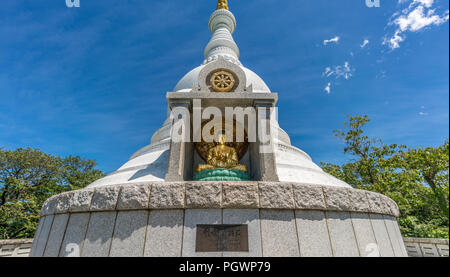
196,225,249,252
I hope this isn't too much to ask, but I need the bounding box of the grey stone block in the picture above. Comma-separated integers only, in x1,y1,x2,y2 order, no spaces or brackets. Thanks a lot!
367,192,390,215
164,109,194,182
69,189,95,212
384,197,400,217
350,213,378,257
223,209,262,257
55,192,74,214
260,210,299,257
82,212,117,257
116,184,151,210
40,196,58,216
419,243,440,257
144,210,184,257
323,187,351,211
326,211,360,257
31,215,54,257
369,214,395,257
59,213,90,257
185,183,221,209
29,216,45,256
348,189,370,213
393,220,408,257
222,183,259,208
90,186,121,211
259,183,294,209
43,214,70,257
293,184,326,210
404,242,423,257
436,244,449,257
182,209,222,257
149,183,185,209
110,210,149,257
295,210,332,257
383,215,407,257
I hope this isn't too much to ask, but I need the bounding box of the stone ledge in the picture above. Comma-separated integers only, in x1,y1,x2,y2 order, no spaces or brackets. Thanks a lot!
185,182,221,208
40,182,399,217
149,183,185,209
293,183,326,210
222,182,259,208
259,182,295,209
403,237,449,245
117,184,151,210
0,239,34,246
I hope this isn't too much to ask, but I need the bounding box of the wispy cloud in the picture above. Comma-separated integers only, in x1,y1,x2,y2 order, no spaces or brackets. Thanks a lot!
384,0,449,49
322,62,354,95
324,83,331,94
360,39,370,48
323,62,354,80
419,105,429,116
323,36,340,46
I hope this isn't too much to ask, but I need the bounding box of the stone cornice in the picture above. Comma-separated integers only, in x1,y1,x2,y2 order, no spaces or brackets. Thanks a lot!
40,182,400,218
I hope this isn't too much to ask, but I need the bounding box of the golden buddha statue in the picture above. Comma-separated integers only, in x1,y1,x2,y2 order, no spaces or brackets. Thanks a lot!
196,133,248,173
217,0,229,10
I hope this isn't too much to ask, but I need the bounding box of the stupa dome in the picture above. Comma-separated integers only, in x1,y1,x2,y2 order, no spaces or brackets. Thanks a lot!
174,65,271,93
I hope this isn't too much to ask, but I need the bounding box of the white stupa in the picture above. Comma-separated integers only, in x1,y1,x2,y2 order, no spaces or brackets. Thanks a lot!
30,1,407,257
88,1,349,189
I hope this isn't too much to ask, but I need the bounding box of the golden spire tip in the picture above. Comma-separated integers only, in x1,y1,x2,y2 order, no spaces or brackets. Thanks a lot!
217,0,229,10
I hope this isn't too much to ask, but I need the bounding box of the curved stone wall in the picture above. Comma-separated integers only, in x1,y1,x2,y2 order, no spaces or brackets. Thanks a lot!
29,182,406,257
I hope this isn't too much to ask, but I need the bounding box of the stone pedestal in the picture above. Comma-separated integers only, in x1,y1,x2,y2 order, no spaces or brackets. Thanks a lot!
30,182,407,257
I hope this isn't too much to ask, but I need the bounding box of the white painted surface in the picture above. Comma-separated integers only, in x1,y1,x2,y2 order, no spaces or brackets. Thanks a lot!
86,5,351,189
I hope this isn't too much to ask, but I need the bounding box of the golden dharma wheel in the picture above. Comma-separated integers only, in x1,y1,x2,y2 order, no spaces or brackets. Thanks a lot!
210,70,235,92
195,117,248,161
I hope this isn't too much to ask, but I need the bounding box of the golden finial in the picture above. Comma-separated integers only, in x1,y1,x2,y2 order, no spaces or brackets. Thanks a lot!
217,0,229,10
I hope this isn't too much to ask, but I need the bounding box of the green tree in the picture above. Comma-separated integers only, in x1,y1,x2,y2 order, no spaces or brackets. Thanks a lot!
321,115,449,238
0,148,105,239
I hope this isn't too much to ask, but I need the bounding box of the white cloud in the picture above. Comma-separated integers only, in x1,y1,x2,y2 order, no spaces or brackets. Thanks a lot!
396,6,449,32
323,36,340,46
324,83,331,94
323,62,354,80
419,105,429,115
384,30,405,49
385,0,449,49
412,0,434,8
360,39,370,48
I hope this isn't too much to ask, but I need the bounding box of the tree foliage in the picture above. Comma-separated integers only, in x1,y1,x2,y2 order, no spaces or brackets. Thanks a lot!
0,148,105,239
321,115,449,238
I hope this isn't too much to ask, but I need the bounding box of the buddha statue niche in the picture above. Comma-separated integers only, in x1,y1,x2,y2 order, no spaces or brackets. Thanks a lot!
196,133,247,173
194,133,249,181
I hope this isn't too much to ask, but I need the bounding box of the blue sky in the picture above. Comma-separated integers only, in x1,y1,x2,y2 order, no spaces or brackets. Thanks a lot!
0,0,448,174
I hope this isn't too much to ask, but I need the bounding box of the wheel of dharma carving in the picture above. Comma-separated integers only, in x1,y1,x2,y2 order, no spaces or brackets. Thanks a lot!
210,70,235,92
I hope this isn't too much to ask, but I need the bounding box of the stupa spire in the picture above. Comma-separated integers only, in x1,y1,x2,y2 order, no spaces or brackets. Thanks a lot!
217,0,229,10
204,0,240,65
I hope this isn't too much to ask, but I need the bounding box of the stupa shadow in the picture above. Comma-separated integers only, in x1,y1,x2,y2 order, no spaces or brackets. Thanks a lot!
128,150,169,181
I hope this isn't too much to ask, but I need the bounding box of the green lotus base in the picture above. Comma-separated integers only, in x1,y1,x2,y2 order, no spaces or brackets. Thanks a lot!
193,168,250,181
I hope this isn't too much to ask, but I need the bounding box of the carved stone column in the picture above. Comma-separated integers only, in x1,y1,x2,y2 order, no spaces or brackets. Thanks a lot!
165,100,193,182
250,100,279,182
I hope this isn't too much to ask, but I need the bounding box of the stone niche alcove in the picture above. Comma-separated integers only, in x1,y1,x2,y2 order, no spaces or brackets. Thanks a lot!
165,92,279,182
